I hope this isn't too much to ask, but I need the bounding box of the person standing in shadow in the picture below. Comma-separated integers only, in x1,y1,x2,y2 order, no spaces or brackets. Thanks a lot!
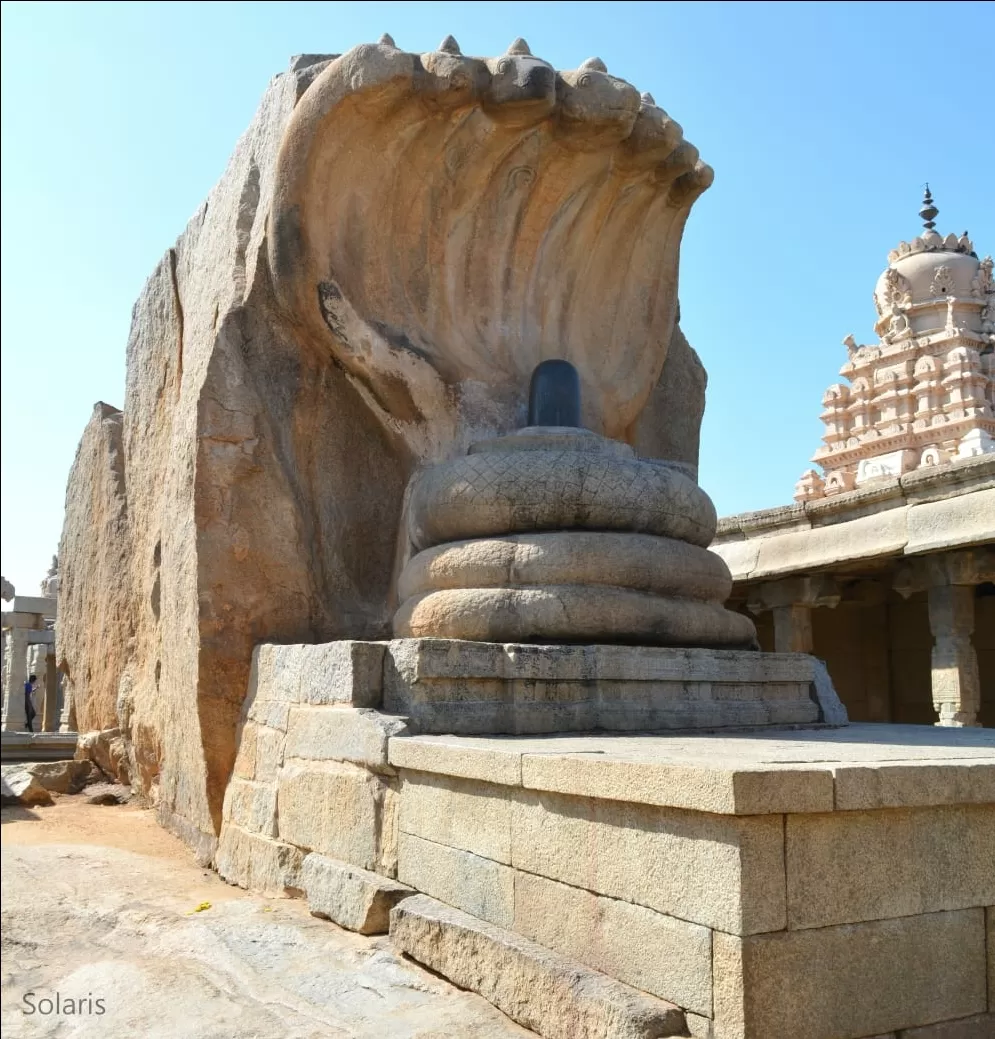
23,674,37,733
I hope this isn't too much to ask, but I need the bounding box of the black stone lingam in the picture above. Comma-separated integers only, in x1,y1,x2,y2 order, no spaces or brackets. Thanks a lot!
527,359,581,427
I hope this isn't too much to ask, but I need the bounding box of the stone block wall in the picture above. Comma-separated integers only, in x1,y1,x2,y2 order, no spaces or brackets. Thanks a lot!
215,643,412,932
387,739,995,1039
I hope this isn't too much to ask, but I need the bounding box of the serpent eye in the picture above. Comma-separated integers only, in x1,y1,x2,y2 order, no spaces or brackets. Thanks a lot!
578,72,593,87
496,58,512,75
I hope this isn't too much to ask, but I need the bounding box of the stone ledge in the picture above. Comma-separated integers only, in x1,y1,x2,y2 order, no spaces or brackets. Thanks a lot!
5,595,57,617
712,478,995,582
834,760,995,810
390,640,816,683
390,894,686,1039
387,724,995,815
714,455,995,542
300,852,413,934
0,732,78,762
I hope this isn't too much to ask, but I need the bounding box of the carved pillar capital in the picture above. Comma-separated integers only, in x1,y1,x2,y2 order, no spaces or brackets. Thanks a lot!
747,575,840,655
893,546,995,599
746,574,841,614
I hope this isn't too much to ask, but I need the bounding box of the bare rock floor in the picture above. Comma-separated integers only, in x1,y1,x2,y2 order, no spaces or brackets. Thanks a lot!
1,797,533,1038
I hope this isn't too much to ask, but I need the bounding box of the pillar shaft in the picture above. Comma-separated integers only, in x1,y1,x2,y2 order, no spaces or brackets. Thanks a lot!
927,584,980,727
59,676,75,733
772,604,814,654
42,651,59,731
1,629,29,731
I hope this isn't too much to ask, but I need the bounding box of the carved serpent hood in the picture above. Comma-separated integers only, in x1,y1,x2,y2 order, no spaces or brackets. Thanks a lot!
269,36,713,457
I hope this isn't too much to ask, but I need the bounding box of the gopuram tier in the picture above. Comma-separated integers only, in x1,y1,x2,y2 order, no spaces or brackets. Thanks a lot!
796,189,994,501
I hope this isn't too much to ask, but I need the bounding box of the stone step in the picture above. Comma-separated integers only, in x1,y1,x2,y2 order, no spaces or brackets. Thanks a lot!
301,852,413,935
390,894,686,1039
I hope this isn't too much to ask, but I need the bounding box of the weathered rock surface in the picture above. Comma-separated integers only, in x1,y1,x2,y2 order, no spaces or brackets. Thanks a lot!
23,758,98,794
2,801,535,1038
57,402,131,734
58,39,717,855
1,765,54,806
634,324,707,475
61,58,407,856
75,727,131,785
85,782,133,806
390,894,686,1039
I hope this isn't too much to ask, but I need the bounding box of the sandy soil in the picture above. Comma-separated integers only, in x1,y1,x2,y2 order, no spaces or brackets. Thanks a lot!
1,793,532,1039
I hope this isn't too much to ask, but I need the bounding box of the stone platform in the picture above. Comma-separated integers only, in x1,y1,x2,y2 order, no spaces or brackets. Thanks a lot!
1,731,77,763
215,644,993,1038
389,725,995,1039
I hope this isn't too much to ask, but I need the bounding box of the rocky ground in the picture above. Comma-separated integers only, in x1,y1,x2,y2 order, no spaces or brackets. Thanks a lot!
1,793,533,1038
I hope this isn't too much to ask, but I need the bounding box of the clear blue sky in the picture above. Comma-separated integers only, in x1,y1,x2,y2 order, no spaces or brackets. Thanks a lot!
1,1,992,593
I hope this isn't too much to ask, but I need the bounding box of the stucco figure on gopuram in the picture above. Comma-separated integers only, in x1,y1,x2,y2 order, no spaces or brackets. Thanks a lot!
57,37,843,859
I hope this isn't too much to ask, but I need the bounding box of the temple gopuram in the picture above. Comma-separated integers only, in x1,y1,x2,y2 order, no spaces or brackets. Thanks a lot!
713,190,995,726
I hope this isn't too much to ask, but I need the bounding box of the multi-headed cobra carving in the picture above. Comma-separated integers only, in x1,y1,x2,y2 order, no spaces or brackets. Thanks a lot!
269,35,713,456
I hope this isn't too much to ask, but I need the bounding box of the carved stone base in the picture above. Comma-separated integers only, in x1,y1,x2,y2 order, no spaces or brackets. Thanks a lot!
380,639,845,736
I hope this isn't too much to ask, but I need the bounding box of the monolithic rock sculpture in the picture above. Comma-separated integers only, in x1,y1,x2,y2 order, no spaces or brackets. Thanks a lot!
59,37,724,858
269,38,713,452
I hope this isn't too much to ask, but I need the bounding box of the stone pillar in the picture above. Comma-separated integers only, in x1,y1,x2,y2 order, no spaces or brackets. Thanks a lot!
59,674,75,733
894,547,993,728
28,643,60,732
771,604,814,653
1,627,29,731
748,576,840,654
43,651,59,731
926,584,981,727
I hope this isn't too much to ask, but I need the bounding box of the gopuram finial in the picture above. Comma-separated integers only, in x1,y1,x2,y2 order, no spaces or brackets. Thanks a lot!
919,184,939,231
